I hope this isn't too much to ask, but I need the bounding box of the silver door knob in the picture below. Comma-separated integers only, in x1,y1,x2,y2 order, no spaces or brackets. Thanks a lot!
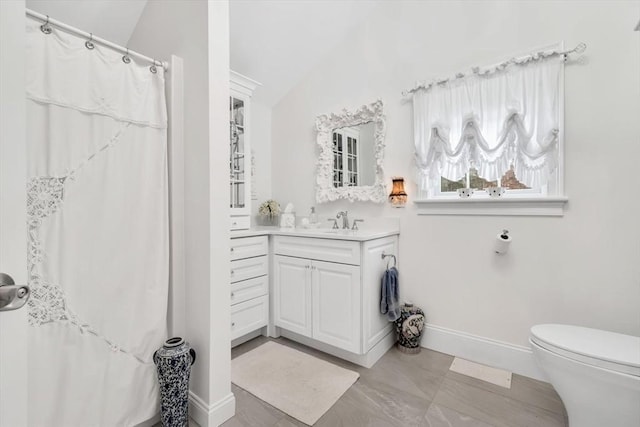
0,273,30,312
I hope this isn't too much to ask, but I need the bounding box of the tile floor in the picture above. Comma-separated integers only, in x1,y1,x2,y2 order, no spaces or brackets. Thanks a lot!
220,336,568,427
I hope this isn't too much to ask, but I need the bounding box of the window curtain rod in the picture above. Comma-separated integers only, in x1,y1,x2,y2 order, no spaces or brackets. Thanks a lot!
25,8,169,71
401,42,586,97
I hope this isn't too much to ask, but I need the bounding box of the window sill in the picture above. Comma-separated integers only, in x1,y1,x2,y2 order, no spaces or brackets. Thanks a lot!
414,196,568,216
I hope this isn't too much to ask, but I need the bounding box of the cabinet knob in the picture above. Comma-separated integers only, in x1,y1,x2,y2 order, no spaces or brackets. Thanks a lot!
231,270,235,275
231,292,235,298
231,322,235,327
230,247,235,252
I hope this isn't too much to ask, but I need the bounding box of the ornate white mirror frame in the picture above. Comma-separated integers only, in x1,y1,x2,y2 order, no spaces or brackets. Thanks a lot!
315,99,387,203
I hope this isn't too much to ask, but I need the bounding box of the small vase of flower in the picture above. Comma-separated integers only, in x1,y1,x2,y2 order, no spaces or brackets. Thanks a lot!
258,199,281,226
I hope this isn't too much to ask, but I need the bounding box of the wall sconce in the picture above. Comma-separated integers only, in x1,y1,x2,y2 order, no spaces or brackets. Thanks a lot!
389,177,407,207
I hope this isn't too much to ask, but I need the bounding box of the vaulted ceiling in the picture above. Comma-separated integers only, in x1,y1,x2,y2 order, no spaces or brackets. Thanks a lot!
230,0,380,106
25,0,380,107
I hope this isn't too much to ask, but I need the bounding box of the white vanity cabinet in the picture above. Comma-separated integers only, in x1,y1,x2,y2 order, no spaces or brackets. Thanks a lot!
229,71,260,230
230,235,269,341
273,254,361,352
272,233,399,364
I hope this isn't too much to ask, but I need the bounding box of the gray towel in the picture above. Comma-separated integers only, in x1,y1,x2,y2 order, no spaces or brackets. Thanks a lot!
380,267,400,322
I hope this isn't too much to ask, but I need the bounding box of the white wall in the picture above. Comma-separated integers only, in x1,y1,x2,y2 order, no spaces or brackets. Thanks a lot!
0,1,28,425
129,1,234,425
25,0,147,46
272,0,640,350
206,2,234,425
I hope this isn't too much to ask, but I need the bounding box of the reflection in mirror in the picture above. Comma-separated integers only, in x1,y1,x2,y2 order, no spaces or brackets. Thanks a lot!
331,122,376,188
316,100,386,203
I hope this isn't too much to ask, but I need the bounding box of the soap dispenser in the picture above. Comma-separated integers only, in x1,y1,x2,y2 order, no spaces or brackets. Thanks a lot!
309,206,318,225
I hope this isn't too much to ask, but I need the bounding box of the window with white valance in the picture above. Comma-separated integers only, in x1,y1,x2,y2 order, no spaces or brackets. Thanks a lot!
413,48,566,207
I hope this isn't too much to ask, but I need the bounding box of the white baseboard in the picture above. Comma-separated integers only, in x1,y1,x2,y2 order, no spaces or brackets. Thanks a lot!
231,327,264,348
422,323,548,382
189,390,235,427
279,328,395,368
135,413,160,427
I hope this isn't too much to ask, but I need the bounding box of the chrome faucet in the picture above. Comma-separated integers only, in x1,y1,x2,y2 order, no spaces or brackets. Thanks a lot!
336,211,349,229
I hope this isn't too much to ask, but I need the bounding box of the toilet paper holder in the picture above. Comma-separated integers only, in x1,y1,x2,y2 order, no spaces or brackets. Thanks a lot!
494,229,512,254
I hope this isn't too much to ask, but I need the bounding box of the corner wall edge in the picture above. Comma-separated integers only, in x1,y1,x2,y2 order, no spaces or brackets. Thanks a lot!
189,390,235,427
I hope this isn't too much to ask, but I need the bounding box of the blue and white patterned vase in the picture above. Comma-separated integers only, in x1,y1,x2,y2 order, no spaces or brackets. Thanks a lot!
153,337,196,427
394,303,425,354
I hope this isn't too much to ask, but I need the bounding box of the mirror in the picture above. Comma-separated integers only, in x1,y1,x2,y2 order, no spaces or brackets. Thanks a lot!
315,100,386,203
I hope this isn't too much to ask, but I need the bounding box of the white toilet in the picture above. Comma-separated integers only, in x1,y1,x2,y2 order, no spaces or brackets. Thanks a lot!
530,324,640,427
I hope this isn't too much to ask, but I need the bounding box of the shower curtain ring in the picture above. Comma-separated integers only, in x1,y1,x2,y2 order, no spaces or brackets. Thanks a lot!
149,60,158,74
85,33,95,50
40,15,52,34
122,48,131,64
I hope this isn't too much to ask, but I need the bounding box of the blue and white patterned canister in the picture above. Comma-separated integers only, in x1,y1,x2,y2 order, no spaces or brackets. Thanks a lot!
394,303,425,354
153,337,196,427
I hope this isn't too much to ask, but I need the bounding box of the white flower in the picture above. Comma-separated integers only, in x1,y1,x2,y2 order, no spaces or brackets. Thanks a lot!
258,199,281,217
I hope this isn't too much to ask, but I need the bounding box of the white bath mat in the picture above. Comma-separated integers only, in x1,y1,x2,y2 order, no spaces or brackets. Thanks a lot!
449,357,512,389
231,341,359,425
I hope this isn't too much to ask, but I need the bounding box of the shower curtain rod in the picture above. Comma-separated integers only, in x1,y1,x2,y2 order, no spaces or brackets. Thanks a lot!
25,8,169,71
401,42,586,96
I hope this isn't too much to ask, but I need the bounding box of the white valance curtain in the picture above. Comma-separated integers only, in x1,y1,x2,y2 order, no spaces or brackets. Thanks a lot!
25,17,168,426
413,53,563,192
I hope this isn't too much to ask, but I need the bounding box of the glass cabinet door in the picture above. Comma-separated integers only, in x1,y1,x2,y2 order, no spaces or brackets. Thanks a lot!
230,96,245,209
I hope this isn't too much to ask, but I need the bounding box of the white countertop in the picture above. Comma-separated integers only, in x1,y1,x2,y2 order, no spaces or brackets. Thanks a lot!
230,226,399,241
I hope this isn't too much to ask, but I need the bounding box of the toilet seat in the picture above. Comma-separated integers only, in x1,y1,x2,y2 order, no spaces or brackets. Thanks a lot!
530,324,640,377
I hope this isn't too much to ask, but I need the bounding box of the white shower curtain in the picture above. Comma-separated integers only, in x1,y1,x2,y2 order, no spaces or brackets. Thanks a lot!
25,17,169,426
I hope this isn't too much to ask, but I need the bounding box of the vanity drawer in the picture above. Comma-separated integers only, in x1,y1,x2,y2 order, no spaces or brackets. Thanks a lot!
231,275,268,305
230,235,268,261
273,236,361,265
230,295,268,340
231,255,268,283
230,216,250,230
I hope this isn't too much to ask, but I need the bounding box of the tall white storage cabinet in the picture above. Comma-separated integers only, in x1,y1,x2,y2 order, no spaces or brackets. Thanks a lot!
229,71,260,230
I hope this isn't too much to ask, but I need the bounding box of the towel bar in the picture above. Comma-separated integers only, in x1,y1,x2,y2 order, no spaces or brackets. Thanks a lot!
381,252,396,269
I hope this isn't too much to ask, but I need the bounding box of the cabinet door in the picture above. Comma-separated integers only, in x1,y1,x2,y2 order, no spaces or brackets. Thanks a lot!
273,255,312,337
229,93,249,217
312,260,361,353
